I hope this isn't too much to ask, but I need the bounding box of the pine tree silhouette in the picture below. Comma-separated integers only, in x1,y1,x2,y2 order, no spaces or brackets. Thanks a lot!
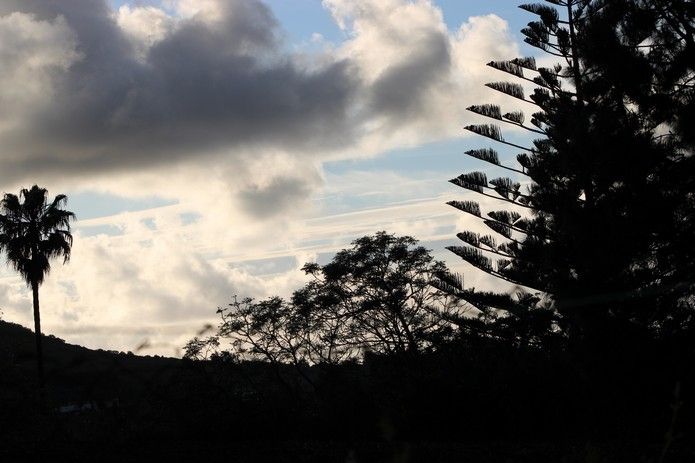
446,0,694,349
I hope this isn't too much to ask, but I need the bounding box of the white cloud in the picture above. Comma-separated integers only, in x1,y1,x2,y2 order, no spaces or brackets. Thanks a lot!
318,1,521,159
166,0,225,22
116,5,174,61
0,12,80,135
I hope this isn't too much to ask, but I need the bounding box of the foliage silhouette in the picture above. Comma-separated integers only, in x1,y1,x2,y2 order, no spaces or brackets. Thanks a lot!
447,0,695,352
211,232,469,369
0,185,75,394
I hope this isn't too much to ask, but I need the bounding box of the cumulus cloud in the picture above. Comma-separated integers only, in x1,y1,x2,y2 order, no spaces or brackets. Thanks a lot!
0,11,80,138
0,0,518,192
0,204,315,354
116,5,175,61
0,0,525,353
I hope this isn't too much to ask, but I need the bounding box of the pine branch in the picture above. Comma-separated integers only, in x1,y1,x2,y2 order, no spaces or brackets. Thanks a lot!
467,104,503,120
455,290,534,317
503,112,547,135
489,210,522,226
447,199,530,244
479,234,498,250
464,124,536,152
529,88,553,108
503,111,524,125
448,246,493,272
449,174,535,209
489,177,523,201
517,153,532,171
447,246,524,286
484,220,513,239
485,82,526,101
510,56,538,71
523,38,569,58
487,60,524,78
465,148,499,165
464,149,529,176
467,105,546,135
458,230,481,247
485,207,539,237
485,82,541,109
488,59,563,95
457,232,515,258
464,124,503,142
446,200,481,218
430,270,464,295
497,258,512,271
519,3,567,26
450,171,488,194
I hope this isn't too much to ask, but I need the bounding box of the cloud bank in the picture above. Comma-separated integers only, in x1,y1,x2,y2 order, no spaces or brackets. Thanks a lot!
0,0,523,354
0,0,517,192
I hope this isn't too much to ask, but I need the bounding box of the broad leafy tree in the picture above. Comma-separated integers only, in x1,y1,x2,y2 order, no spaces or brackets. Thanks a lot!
213,232,468,367
0,185,75,390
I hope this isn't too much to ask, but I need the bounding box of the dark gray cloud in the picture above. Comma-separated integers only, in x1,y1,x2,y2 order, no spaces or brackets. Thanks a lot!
368,29,451,121
0,0,359,182
0,0,460,189
239,176,316,219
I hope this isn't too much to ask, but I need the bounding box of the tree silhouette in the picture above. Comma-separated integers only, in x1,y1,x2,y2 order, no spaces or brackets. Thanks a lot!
576,0,695,339
294,232,465,356
447,0,694,347
0,185,75,392
213,233,468,367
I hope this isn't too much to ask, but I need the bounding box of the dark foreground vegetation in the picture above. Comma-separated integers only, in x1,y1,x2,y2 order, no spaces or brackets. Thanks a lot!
1,318,693,462
0,308,695,462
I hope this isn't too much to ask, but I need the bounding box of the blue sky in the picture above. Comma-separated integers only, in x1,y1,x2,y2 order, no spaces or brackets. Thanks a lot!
0,0,537,354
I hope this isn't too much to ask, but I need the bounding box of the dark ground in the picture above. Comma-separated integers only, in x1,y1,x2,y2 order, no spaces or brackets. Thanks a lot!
0,321,693,462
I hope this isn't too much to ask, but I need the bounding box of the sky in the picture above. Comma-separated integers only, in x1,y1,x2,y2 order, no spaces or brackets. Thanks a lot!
0,0,538,356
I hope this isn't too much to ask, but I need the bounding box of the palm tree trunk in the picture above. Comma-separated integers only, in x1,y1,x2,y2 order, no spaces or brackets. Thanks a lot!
31,280,45,394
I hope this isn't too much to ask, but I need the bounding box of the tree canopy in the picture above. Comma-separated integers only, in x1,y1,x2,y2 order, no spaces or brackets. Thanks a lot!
447,0,694,347
206,232,469,366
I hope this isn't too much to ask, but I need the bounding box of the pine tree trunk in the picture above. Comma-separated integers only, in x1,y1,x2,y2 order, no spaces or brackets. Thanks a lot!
31,280,45,394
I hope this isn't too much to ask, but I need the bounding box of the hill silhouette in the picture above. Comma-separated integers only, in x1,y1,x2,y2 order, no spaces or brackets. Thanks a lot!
0,320,180,407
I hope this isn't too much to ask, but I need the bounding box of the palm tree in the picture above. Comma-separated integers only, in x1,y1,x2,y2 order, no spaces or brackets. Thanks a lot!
0,185,75,391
